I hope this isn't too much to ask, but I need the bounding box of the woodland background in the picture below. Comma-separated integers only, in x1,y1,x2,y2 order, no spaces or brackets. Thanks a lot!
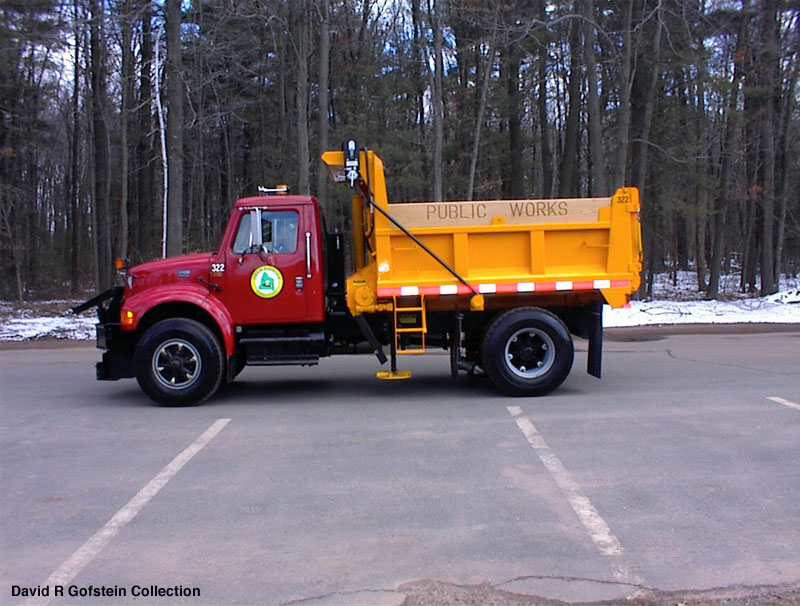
1,0,798,302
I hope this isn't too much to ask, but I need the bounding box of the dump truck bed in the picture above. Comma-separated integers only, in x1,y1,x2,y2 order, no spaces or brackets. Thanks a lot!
322,150,642,314
373,191,641,309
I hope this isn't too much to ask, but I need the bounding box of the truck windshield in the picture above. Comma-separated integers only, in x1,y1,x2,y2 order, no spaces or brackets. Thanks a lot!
232,210,299,254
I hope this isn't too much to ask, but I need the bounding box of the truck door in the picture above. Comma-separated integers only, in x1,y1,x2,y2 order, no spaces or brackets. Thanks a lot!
222,204,323,326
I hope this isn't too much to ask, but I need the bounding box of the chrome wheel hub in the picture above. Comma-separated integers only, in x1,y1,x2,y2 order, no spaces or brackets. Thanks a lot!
152,339,202,390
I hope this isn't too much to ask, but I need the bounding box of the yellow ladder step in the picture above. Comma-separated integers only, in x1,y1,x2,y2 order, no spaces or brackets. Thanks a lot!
393,294,427,354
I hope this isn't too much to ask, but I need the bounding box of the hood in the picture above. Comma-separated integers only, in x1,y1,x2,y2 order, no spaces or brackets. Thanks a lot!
128,253,214,293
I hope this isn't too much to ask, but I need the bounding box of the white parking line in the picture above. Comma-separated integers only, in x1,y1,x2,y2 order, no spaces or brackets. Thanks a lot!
26,418,231,606
507,406,646,591
767,396,800,411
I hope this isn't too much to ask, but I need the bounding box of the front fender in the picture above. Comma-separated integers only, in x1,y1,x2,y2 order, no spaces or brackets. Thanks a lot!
122,285,236,357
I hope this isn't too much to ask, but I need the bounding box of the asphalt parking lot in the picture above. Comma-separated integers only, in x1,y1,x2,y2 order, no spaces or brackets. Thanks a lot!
1,329,799,605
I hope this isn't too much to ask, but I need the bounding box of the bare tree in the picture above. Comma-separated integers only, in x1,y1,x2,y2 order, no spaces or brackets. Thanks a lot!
89,0,113,288
707,6,746,299
136,0,156,262
467,17,498,202
165,0,184,257
118,0,134,260
558,4,582,198
69,0,83,293
316,0,330,207
758,0,778,295
613,0,633,189
294,0,310,194
583,0,607,195
427,0,445,202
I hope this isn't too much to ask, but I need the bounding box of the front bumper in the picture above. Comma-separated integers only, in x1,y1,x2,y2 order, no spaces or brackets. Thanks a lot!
72,287,135,381
96,323,135,380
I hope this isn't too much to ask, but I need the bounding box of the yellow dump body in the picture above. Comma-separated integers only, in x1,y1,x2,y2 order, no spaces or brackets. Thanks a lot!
322,150,642,316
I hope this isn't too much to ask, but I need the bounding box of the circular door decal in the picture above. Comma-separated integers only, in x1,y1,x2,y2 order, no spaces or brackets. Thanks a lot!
250,265,284,299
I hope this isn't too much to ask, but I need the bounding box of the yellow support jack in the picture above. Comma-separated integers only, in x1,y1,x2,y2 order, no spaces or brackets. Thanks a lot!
376,369,412,380
376,325,412,381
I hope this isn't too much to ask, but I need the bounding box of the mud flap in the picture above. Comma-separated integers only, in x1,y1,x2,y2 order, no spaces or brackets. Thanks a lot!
586,301,603,379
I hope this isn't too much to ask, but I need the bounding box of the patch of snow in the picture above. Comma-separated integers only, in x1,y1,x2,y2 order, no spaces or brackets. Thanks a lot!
604,297,800,328
0,298,97,341
603,272,800,327
0,315,96,341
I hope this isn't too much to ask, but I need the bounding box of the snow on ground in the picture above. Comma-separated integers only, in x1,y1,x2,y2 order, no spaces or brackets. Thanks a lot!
604,271,800,327
0,273,798,342
604,292,800,327
0,300,97,341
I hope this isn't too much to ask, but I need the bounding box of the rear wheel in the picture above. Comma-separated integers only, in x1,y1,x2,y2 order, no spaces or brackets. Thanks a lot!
134,318,224,406
481,307,573,396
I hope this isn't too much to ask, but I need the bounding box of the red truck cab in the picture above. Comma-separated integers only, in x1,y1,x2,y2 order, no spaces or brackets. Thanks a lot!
81,192,336,406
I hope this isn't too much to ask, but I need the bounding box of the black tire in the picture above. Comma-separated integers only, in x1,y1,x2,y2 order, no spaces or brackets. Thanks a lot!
481,307,573,397
134,318,224,406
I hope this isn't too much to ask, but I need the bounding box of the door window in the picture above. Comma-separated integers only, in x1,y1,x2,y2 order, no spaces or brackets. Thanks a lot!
232,210,299,255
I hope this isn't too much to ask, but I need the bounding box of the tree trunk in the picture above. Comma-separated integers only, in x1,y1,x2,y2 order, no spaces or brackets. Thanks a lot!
90,0,112,290
758,0,778,295
535,0,552,198
614,0,633,188
708,2,747,299
558,7,581,198
294,0,310,194
506,48,523,199
411,0,427,187
427,0,444,201
70,0,82,293
631,6,662,297
119,0,133,260
583,0,607,196
165,0,184,257
137,0,155,262
316,0,330,209
467,21,497,202
694,71,708,292
774,60,797,286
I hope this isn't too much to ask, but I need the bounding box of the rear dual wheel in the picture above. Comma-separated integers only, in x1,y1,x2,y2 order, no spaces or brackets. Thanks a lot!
481,307,573,397
134,318,224,406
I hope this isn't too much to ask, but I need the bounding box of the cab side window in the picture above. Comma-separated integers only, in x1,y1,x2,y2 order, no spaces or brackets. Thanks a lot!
232,210,298,255
265,211,298,254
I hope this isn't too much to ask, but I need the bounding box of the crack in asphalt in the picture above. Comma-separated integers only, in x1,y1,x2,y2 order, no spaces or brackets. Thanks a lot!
278,587,405,606
496,572,652,591
665,348,796,376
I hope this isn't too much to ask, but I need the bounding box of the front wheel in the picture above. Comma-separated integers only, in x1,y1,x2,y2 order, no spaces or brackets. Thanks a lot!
481,307,574,397
134,318,224,406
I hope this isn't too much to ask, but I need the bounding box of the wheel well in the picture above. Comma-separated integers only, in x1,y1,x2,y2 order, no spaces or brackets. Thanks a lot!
138,303,224,349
